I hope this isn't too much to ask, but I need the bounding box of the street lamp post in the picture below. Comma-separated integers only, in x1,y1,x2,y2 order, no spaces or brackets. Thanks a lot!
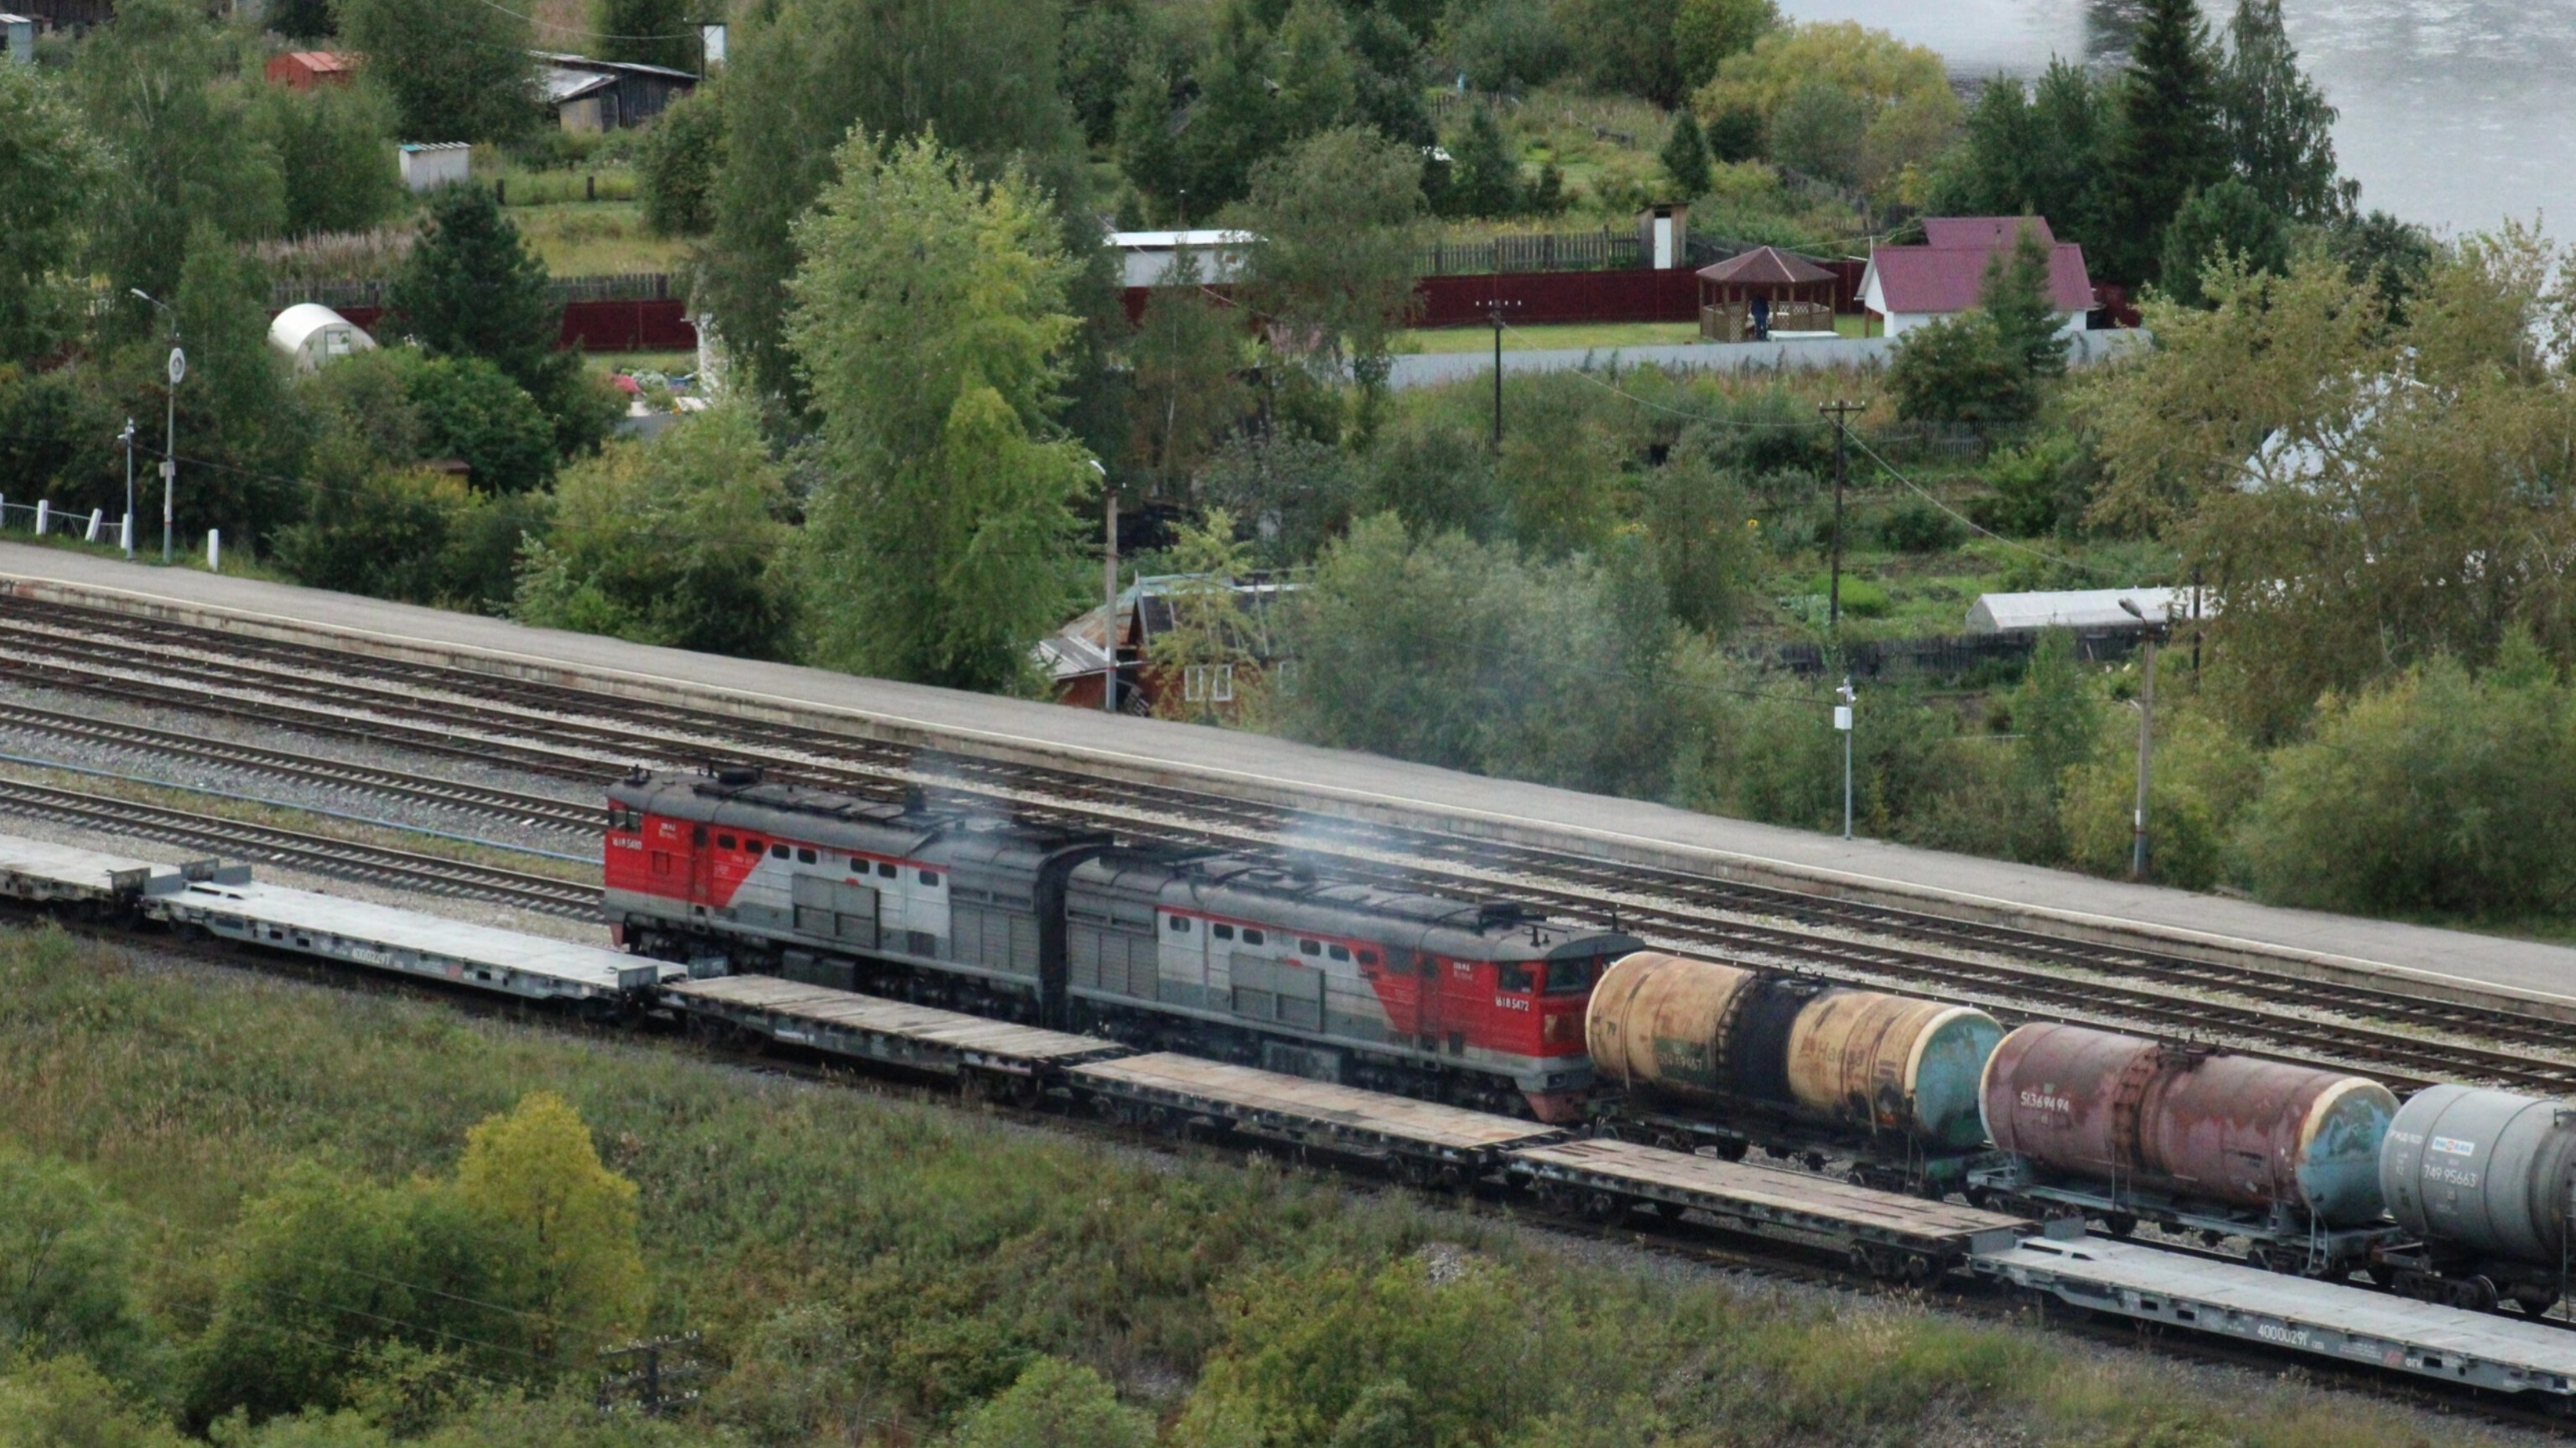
1092,459,1119,714
131,290,181,563
118,418,136,558
2118,597,2165,880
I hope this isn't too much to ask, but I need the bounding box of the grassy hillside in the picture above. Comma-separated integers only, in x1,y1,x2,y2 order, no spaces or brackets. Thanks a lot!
0,925,2485,1446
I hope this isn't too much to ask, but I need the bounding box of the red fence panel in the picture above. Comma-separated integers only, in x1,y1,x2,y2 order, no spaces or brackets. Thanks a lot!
285,301,697,355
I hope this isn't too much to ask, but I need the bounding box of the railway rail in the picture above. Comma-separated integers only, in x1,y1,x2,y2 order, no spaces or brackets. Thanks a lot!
0,780,597,918
3,596,2568,1096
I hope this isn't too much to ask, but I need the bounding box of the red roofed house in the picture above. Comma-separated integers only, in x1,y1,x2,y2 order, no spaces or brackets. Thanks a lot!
265,50,356,90
1861,216,2095,340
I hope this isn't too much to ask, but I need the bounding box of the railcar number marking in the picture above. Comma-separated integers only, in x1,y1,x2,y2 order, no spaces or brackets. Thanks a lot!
1495,995,1530,1011
2018,1090,2073,1114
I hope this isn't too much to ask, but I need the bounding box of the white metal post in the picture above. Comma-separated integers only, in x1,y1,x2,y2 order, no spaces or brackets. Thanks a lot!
205,528,220,573
1834,676,1856,841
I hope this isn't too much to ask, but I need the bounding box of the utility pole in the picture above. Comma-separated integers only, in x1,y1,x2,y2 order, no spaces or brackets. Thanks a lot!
1093,459,1119,714
1818,400,1857,631
1481,299,1517,450
1835,676,1856,841
132,290,180,564
2119,597,2163,880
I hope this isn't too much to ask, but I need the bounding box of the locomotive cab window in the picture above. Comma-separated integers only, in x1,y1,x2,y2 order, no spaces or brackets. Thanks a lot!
744,838,764,854
849,858,868,873
771,843,790,859
797,847,817,864
919,870,939,886
1545,958,1592,993
1212,924,1235,941
1356,949,1379,967
1242,929,1265,946
1498,963,1535,993
1299,938,1322,957
1327,945,1350,963
878,863,898,880
1167,916,1190,932
717,834,737,851
693,827,708,845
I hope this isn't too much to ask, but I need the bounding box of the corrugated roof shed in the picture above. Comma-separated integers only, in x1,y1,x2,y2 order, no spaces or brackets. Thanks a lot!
1966,587,2214,635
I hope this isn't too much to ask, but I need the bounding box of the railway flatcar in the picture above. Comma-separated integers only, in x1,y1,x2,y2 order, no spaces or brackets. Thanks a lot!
605,768,1639,1119
1970,1022,2401,1274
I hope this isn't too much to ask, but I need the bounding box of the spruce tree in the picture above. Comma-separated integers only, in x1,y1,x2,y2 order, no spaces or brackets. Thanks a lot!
2101,0,2225,286
1446,106,1522,217
1660,108,1713,197
2221,0,2352,221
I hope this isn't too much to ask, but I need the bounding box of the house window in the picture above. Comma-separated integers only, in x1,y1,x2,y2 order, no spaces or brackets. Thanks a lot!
1183,663,1238,703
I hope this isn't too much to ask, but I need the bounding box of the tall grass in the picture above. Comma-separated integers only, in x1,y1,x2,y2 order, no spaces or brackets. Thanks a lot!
0,925,2506,1445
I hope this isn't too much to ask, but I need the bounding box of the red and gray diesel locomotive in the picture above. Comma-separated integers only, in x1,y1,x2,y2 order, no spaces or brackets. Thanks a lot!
604,767,1639,1119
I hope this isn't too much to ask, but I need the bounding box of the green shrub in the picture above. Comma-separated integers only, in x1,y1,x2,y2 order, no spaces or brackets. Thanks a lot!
1873,496,1965,553
2235,646,2576,917
636,91,722,238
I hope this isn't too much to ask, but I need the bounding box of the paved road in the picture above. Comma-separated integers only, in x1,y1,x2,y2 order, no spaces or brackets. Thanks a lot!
1386,328,2148,390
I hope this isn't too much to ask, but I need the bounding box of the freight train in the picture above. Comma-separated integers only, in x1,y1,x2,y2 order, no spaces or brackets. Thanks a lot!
600,768,2576,1316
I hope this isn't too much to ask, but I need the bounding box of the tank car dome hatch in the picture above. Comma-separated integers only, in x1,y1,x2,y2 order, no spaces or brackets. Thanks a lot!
266,303,377,373
2381,1084,2576,1268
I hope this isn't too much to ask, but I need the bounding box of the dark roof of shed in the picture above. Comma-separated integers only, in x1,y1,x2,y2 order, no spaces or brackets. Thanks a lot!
1696,246,1835,286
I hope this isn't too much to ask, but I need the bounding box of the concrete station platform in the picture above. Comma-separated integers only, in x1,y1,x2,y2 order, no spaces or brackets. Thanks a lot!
6,541,2572,1019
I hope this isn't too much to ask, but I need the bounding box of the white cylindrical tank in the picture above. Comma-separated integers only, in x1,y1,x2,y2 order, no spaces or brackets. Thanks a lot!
267,304,378,373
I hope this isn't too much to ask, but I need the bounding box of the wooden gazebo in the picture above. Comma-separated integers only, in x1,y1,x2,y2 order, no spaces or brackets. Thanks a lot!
1696,246,1837,341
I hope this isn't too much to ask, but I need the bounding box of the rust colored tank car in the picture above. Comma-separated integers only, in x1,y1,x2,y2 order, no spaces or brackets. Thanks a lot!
1977,1022,2395,1233
1587,951,2001,1150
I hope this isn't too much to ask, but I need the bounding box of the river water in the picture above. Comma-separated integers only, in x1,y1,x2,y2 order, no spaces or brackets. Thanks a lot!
1780,0,2568,237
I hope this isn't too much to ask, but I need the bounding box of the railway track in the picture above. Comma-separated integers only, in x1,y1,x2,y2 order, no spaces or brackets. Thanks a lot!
0,700,600,833
0,779,598,919
3,597,2568,1094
